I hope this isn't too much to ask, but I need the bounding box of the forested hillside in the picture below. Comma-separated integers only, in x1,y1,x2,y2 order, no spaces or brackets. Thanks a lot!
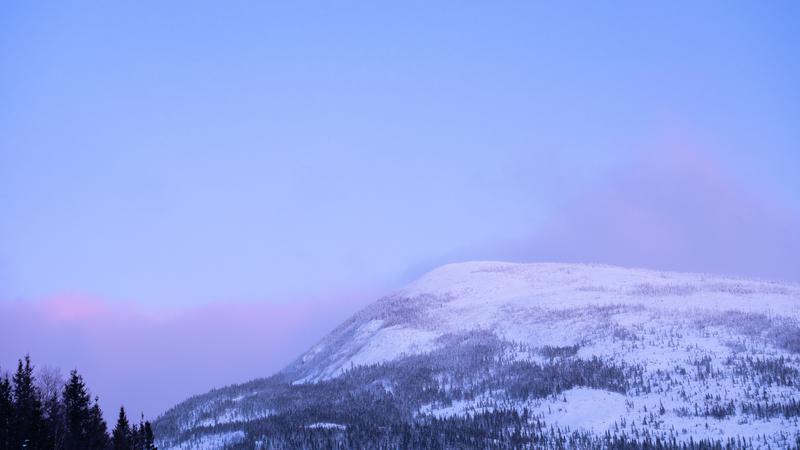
154,263,800,449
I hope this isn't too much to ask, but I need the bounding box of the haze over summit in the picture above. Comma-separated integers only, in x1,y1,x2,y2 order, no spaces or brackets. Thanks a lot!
1,0,799,423
433,141,800,284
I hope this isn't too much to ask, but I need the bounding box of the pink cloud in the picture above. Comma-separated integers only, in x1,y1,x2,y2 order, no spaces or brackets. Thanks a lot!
0,292,370,421
36,295,119,323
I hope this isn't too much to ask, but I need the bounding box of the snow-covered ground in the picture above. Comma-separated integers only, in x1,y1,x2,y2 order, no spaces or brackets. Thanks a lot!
157,262,800,449
161,431,245,450
292,262,799,383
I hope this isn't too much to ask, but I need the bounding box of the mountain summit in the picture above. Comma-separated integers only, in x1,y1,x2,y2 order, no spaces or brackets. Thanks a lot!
155,262,800,449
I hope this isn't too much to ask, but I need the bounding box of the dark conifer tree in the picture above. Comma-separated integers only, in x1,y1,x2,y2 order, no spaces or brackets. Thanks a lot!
113,406,132,450
142,421,155,450
62,369,92,450
0,374,11,450
0,356,146,450
87,397,110,450
131,414,147,450
130,422,141,450
11,355,46,450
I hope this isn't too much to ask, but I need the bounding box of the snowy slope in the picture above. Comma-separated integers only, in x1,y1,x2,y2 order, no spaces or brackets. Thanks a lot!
289,262,799,381
155,262,800,449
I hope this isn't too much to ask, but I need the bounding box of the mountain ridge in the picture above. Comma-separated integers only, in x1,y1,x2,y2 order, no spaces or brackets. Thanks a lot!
286,261,799,383
154,262,800,449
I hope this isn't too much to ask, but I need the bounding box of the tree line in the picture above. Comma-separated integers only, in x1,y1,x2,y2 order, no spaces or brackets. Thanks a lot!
0,355,155,450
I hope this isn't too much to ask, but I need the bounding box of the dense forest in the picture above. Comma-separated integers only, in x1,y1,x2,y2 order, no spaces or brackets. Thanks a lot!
0,355,155,450
223,410,800,450
156,330,800,449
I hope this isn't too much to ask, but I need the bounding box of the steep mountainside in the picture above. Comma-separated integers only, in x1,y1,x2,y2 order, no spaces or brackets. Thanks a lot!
154,262,800,449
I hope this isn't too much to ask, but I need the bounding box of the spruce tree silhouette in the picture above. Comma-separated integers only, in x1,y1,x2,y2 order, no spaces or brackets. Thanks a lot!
11,356,45,449
113,406,132,450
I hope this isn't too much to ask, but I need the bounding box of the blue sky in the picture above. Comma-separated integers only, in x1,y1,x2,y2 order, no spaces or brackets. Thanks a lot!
2,1,799,308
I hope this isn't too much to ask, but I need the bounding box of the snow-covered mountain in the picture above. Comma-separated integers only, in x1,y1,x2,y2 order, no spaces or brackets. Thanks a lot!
154,262,800,449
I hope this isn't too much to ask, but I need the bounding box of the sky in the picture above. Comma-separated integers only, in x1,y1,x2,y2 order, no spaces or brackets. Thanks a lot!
1,1,799,420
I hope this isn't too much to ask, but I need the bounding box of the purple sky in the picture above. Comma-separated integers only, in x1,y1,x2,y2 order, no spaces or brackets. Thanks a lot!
2,1,799,421
439,132,800,282
0,293,370,421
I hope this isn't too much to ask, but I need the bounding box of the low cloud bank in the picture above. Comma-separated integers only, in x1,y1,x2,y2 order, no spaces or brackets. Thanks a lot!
0,294,368,421
419,143,799,283
521,147,800,281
